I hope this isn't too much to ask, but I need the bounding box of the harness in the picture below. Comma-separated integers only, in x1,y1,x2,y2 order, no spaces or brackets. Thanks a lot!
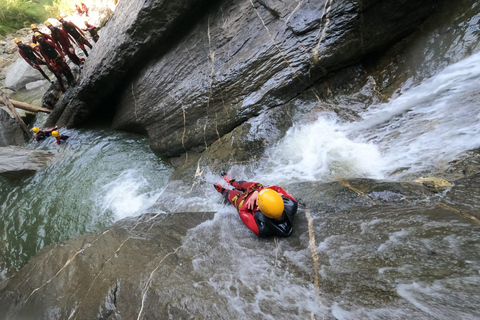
232,183,263,210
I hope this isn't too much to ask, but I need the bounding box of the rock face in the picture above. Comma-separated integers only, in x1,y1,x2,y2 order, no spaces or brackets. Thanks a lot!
0,107,26,147
48,0,438,159
1,176,480,319
0,146,54,179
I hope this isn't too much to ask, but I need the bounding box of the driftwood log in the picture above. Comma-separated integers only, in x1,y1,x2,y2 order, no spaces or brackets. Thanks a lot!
10,99,51,114
0,94,33,140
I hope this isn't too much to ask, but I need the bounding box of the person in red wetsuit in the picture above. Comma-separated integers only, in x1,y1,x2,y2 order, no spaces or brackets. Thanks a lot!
82,21,99,42
35,32,76,92
214,173,298,237
13,38,52,82
30,24,52,44
75,4,83,15
45,21,84,66
57,15,92,56
32,126,58,142
51,130,69,144
80,2,89,16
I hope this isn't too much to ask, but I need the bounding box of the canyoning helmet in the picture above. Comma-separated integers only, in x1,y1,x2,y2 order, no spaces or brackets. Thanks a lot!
30,24,38,30
34,32,43,39
84,21,88,25
29,43,38,49
13,38,21,44
257,189,284,219
56,15,63,21
32,127,40,133
44,21,52,27
51,131,60,137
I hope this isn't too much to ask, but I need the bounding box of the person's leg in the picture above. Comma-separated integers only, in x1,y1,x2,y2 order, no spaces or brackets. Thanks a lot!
230,181,258,192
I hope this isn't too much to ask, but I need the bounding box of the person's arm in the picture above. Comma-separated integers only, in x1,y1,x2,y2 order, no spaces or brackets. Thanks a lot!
72,22,87,37
238,202,260,235
18,49,34,67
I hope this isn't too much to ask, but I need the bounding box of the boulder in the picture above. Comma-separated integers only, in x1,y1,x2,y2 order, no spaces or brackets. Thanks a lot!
0,146,53,179
4,58,49,91
0,107,26,147
47,0,438,159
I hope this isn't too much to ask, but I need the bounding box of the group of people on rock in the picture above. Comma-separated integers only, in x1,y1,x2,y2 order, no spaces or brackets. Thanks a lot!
13,15,99,92
32,126,69,145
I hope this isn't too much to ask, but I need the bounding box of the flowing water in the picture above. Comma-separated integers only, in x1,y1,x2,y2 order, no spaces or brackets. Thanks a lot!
0,114,172,273
193,51,480,319
2,21,480,320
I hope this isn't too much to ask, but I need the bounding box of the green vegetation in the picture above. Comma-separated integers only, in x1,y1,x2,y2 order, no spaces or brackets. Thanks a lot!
0,0,76,36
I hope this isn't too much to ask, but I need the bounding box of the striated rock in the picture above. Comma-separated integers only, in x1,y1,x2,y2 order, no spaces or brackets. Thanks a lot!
48,0,438,159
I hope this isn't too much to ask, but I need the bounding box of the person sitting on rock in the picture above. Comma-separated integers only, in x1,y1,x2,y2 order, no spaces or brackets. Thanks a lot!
45,21,84,67
32,126,58,142
30,24,52,44
51,130,69,144
214,173,298,237
57,15,92,57
82,21,99,43
35,32,76,92
13,39,52,83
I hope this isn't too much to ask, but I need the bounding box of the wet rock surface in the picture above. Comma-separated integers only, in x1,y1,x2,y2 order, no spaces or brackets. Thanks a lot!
48,0,438,158
1,176,479,319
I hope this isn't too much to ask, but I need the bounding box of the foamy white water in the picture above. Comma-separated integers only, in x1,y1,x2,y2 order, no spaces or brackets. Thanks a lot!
253,51,480,183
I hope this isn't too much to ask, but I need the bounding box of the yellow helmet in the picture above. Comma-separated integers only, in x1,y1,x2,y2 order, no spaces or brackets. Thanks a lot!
34,32,42,38
84,21,88,25
257,189,284,219
29,43,38,49
44,21,52,27
32,127,40,133
51,131,60,137
56,15,63,21
13,38,21,44
30,24,37,30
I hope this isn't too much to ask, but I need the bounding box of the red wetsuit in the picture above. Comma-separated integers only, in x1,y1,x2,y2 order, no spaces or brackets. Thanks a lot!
83,23,99,42
75,5,83,15
17,43,51,82
49,26,83,66
61,20,92,55
32,31,52,44
81,3,88,16
35,127,57,142
55,135,69,144
220,180,298,237
37,38,75,91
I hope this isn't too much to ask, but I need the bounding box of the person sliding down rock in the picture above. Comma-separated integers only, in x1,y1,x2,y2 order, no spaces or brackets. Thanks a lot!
13,39,52,83
214,173,298,237
45,21,85,67
51,130,69,144
57,15,92,56
32,126,58,142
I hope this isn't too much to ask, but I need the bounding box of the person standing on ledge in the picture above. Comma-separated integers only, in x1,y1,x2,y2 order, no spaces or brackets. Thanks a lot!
30,24,52,44
35,32,76,92
57,15,92,56
13,39,52,82
214,173,298,237
45,21,84,66
82,21,99,43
